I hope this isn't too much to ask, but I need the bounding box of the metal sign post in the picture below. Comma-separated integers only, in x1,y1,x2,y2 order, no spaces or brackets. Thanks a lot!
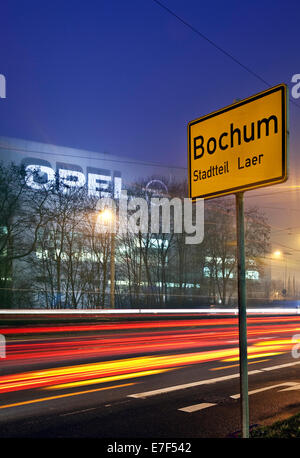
235,192,249,438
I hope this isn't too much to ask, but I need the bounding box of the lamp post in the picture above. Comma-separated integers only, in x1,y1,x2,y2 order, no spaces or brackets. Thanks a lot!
110,230,115,308
272,250,292,296
283,251,292,295
99,208,116,309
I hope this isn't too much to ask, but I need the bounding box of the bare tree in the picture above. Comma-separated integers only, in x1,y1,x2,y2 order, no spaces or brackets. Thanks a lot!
203,198,271,305
0,162,50,307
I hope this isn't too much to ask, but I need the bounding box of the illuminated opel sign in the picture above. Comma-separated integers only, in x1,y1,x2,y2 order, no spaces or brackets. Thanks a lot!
24,161,122,198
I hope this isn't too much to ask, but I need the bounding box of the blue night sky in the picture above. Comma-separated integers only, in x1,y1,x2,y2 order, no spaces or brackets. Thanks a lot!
0,0,300,167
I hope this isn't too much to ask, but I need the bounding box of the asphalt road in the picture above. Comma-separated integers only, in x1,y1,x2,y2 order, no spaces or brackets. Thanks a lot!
0,314,300,439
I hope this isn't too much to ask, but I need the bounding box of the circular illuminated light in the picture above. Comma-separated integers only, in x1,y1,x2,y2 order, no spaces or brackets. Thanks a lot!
145,179,168,204
100,209,113,223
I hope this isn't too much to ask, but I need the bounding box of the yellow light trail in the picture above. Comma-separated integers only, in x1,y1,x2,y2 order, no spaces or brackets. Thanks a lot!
254,338,300,347
0,383,134,410
221,352,284,362
210,359,270,371
0,341,296,394
42,369,172,390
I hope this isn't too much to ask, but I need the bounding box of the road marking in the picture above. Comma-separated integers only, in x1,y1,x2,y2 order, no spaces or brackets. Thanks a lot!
230,382,299,399
279,383,300,392
0,383,135,410
179,402,216,413
128,374,240,398
261,361,300,371
128,371,260,399
60,407,98,416
128,361,300,399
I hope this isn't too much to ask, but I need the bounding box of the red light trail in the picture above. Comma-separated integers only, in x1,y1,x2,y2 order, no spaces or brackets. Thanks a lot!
0,316,299,395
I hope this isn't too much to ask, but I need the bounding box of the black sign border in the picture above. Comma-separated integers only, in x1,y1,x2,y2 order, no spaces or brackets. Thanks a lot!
188,84,288,200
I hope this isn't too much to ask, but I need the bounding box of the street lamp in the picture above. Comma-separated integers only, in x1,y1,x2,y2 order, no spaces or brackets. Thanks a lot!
273,250,282,258
98,208,116,309
272,249,292,295
110,229,115,309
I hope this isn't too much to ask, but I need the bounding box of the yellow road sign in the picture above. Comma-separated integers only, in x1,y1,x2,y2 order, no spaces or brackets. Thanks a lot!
188,84,288,200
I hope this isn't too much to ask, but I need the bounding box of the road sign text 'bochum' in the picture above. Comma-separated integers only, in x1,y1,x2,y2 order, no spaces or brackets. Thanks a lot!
188,84,288,200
